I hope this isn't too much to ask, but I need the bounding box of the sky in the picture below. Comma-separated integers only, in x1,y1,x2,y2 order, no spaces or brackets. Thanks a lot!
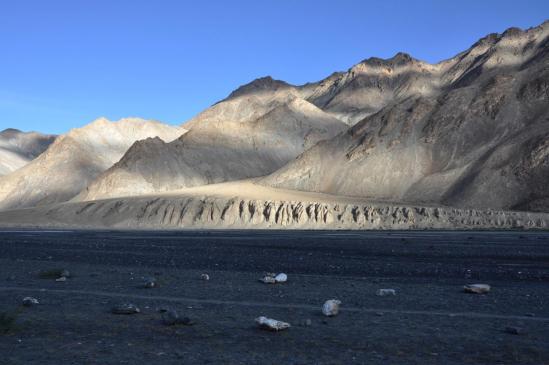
1,0,548,135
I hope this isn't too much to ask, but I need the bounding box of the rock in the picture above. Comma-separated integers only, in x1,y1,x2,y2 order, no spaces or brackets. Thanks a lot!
200,274,210,281
22,297,39,307
161,309,180,325
259,272,287,284
322,299,342,317
55,276,67,282
255,316,291,331
464,284,491,294
143,277,157,288
376,289,396,296
111,303,140,315
59,269,70,278
504,326,524,335
274,273,288,283
259,275,276,284
161,309,194,326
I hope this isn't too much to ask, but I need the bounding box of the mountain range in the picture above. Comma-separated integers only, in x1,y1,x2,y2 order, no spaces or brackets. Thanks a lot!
0,20,548,229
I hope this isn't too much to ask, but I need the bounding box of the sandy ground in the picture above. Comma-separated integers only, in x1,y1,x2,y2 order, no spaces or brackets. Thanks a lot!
1,230,548,364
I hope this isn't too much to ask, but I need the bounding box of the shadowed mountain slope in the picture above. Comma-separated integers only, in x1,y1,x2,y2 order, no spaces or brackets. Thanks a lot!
0,128,56,175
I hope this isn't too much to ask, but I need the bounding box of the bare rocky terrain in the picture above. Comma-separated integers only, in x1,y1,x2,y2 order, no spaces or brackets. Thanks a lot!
1,230,548,364
71,20,549,219
0,21,548,229
262,21,549,213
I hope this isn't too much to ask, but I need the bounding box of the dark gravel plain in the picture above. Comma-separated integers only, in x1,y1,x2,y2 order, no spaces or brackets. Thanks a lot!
1,229,548,364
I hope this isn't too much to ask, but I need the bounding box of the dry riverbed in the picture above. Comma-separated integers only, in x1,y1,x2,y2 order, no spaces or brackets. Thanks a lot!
1,230,548,364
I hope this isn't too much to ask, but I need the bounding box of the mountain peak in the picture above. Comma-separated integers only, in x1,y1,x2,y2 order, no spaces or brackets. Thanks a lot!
0,128,22,137
227,76,292,99
501,26,525,38
357,52,419,69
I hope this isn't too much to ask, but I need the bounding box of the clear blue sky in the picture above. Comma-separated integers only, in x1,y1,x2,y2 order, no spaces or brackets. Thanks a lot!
1,0,548,134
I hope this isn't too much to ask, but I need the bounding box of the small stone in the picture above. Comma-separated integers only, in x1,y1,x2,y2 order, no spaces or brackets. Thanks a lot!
259,275,276,284
255,316,290,331
180,317,193,326
274,273,288,283
375,312,384,317
161,309,193,326
112,303,140,315
464,284,491,294
162,309,180,326
59,269,71,278
143,277,157,288
55,276,67,282
300,319,312,327
376,289,396,296
201,274,210,281
22,297,39,307
504,326,524,335
322,299,341,317
525,313,535,317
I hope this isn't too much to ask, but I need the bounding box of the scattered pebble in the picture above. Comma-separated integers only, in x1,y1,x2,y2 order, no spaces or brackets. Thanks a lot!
255,316,290,331
322,299,341,317
299,319,312,327
376,289,396,296
111,303,140,315
55,276,67,282
22,297,39,307
464,284,491,294
201,274,210,281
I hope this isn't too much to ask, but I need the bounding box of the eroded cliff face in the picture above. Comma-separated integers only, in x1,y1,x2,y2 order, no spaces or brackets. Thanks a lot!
11,195,546,230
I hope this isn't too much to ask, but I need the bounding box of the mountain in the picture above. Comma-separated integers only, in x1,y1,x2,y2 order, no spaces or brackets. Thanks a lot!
0,128,56,175
262,21,549,212
0,118,186,210
77,83,347,201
